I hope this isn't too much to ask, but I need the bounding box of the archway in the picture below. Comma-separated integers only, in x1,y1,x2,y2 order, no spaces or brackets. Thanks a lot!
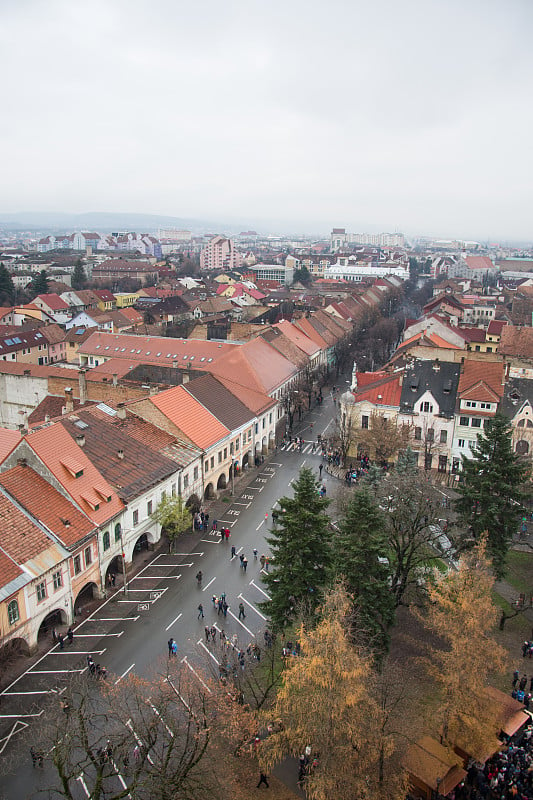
204,482,215,500
0,637,30,670
262,436,268,455
217,472,227,491
268,433,275,451
242,450,252,469
132,532,149,560
38,608,68,643
74,582,99,616
105,555,124,589
516,439,530,455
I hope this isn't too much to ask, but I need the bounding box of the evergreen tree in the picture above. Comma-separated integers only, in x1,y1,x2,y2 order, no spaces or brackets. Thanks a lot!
455,412,529,578
331,487,395,653
30,269,49,296
0,263,15,304
262,467,331,629
71,258,86,290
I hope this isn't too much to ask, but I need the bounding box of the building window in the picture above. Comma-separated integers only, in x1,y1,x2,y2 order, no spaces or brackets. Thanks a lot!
460,416,469,426
171,483,176,497
74,554,82,574
147,500,153,516
223,449,227,460
218,451,222,464
230,442,234,455
36,581,47,603
193,466,199,481
440,430,447,444
183,474,189,489
262,417,266,429
115,524,122,542
421,402,433,413
248,429,252,441
8,599,19,625
438,455,448,473
84,546,92,566
414,427,422,441
103,530,110,550
133,509,139,526
361,415,369,429
458,439,465,448
427,428,434,442
53,570,62,590
210,456,214,469
471,418,482,428
204,460,209,473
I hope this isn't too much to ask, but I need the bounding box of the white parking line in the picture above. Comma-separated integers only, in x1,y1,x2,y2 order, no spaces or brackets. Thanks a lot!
94,616,140,622
28,668,87,675
181,657,212,693
233,501,251,507
227,609,255,637
165,612,182,631
54,649,106,656
126,719,154,765
256,520,265,530
249,579,271,599
238,594,267,620
73,632,124,637
2,690,60,696
198,640,220,665
76,773,90,798
202,577,216,591
172,552,204,556
131,574,182,580
218,520,236,527
115,664,135,685
0,710,44,719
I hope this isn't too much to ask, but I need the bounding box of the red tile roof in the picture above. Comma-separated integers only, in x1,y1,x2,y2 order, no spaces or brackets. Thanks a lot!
457,360,504,401
24,423,124,525
0,428,21,463
353,373,403,407
0,547,24,593
36,293,70,311
0,464,96,548
150,386,230,449
0,491,56,564
464,256,495,271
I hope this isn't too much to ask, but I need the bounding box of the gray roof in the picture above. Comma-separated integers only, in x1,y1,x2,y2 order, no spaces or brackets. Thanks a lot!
399,360,460,418
499,377,533,419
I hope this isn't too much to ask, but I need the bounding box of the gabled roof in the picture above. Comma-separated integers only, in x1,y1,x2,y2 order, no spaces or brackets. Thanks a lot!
58,409,178,503
464,255,495,271
93,289,116,302
487,320,506,336
273,320,320,357
260,328,309,369
399,360,460,416
23,423,124,525
0,547,26,597
35,293,70,311
352,372,403,407
0,428,21,463
150,386,230,449
0,464,96,548
457,360,504,403
210,337,297,395
499,377,533,419
28,395,95,427
40,323,67,345
183,374,255,431
0,490,65,571
292,316,329,350
498,325,533,359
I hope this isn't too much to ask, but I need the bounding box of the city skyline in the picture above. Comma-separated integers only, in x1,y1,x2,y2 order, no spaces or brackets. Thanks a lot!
1,0,532,241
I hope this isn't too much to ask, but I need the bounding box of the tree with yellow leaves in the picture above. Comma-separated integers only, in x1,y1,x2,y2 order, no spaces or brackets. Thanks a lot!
421,540,507,761
259,585,406,800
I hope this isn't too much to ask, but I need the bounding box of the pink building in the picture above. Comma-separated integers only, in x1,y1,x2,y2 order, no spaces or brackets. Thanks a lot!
200,235,242,272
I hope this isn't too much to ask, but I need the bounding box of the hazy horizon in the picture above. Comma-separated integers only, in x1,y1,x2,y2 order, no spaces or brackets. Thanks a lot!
2,0,532,242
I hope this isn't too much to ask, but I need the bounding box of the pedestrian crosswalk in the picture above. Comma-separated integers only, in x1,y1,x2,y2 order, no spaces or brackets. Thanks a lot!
279,441,318,454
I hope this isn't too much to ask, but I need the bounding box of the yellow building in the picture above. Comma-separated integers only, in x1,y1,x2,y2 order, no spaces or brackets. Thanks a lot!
114,293,140,308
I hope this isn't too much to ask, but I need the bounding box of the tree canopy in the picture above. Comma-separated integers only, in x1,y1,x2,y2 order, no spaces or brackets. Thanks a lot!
455,412,529,578
262,467,332,629
152,495,191,553
30,269,49,296
0,262,15,304
71,258,87,290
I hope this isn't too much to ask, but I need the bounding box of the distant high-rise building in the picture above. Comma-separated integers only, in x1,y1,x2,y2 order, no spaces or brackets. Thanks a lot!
330,228,405,250
200,235,242,272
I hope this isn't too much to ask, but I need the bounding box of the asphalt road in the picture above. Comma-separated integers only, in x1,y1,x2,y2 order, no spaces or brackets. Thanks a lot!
0,391,338,799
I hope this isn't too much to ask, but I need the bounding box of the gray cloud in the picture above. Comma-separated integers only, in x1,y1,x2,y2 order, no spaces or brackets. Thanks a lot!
1,0,532,239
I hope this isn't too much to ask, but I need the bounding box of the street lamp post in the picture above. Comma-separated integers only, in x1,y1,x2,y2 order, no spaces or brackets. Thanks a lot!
231,457,236,495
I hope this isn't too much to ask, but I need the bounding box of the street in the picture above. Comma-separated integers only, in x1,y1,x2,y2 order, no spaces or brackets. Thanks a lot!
0,391,337,799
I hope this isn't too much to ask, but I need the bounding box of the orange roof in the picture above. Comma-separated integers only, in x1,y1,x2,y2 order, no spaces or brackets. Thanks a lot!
0,492,56,565
292,316,329,350
458,360,504,400
209,337,297,395
273,321,320,357
0,428,21,463
353,373,402,407
150,386,229,449
24,423,124,525
429,333,461,349
0,464,96,548
0,547,24,593
214,377,276,415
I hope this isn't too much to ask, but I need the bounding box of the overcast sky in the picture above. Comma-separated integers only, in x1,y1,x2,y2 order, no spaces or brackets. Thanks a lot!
1,0,532,240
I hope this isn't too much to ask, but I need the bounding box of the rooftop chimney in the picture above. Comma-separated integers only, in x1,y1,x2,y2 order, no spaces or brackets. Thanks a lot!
116,403,126,420
64,387,74,413
117,449,125,459
78,369,87,405
75,434,85,447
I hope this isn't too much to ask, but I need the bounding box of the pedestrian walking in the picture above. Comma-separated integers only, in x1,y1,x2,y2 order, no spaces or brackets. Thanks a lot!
253,548,258,559
204,513,210,528
225,528,230,540
196,570,203,585
530,675,533,692
519,674,528,691
319,463,323,477
238,602,246,620
210,625,216,640
58,633,64,650
168,638,174,656
239,553,245,567
260,554,266,569
231,545,236,559
205,626,211,642
198,603,204,619
217,597,223,615
256,773,269,788
220,528,225,542
264,557,269,572
67,627,74,645
222,600,228,617
512,669,520,688
212,519,217,531
242,557,248,572
171,640,178,656
52,628,58,644
212,594,218,608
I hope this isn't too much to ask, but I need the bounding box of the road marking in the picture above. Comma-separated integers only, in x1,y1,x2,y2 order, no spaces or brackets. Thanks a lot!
144,563,190,568
181,656,212,693
173,552,204,556
165,612,182,631
249,579,271,599
198,639,220,665
238,593,267,620
131,574,182,580
0,711,44,718
232,502,250,507
269,462,282,466
29,668,86,674
148,701,174,738
54,649,106,656
76,773,90,798
115,663,135,685
109,757,131,795
200,538,220,544
227,609,255,637
126,719,155,765
247,486,263,492
122,588,163,592
202,576,216,591
0,720,28,755
117,599,142,603
240,494,255,500
301,459,306,466
256,520,265,530
2,690,61,696
94,616,140,621
217,519,236,526
73,632,124,637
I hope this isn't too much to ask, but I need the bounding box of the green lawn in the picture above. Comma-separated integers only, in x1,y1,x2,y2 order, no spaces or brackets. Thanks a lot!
505,550,533,595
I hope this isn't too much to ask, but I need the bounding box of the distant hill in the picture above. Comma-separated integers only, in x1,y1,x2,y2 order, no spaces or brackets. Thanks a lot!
0,211,246,235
